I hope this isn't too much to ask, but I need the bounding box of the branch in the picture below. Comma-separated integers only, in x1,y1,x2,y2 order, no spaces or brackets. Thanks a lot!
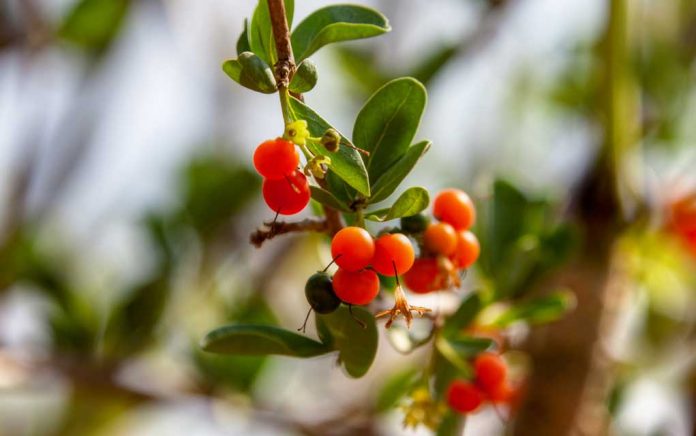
250,218,328,247
268,0,295,88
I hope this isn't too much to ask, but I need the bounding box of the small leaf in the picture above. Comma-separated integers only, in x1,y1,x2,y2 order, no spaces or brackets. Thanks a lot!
494,290,576,327
222,52,277,94
59,0,130,53
442,293,482,337
236,19,251,54
436,412,464,436
201,325,330,357
249,0,294,64
316,306,377,378
289,97,370,196
366,187,429,222
369,141,431,204
447,336,495,357
291,5,390,61
375,367,420,412
353,78,427,182
435,337,473,377
310,186,350,212
289,59,318,93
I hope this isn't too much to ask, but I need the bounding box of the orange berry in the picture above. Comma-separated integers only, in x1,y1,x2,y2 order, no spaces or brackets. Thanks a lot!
424,222,457,255
474,352,507,392
253,138,299,179
433,189,476,230
332,268,380,305
447,380,484,414
261,170,310,215
371,233,415,276
331,227,375,272
451,230,480,269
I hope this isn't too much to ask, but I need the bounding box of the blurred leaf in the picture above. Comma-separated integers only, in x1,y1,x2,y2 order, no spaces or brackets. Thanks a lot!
386,322,433,354
442,293,482,337
236,19,251,54
353,77,427,182
289,97,370,196
432,348,463,400
316,306,378,378
59,0,130,53
447,336,495,357
410,44,459,86
310,186,351,212
435,337,474,377
334,47,386,96
222,52,277,94
366,187,429,222
375,367,420,412
289,59,318,93
249,0,294,65
369,141,431,204
494,290,576,327
436,411,463,436
201,325,330,357
291,5,390,61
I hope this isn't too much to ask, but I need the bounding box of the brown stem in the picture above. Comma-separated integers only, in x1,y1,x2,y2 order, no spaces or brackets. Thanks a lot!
250,218,329,248
267,0,295,88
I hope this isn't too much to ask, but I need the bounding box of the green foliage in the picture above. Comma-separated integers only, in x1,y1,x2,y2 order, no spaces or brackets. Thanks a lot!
289,59,318,93
441,293,482,337
236,19,251,54
375,367,420,412
59,0,130,53
291,5,390,61
494,289,576,327
201,324,331,357
369,140,431,204
249,0,295,65
353,77,427,182
366,187,429,222
316,306,378,378
222,52,277,94
310,186,351,212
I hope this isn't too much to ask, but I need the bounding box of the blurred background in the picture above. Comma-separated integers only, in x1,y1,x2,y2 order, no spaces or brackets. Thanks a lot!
1,0,695,435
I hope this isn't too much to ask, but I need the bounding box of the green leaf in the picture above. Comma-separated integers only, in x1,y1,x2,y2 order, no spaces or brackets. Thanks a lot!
436,412,464,436
442,293,482,337
291,5,390,61
310,186,351,212
222,52,277,94
369,141,431,204
236,19,251,54
494,290,576,326
366,187,429,222
353,77,427,182
375,368,420,412
316,306,378,378
447,336,495,357
59,0,130,53
289,59,318,93
289,97,370,196
249,0,294,64
201,325,330,357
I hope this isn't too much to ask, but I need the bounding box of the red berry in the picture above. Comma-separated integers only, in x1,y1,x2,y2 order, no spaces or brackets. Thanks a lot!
403,258,440,294
424,222,457,255
332,268,380,305
487,381,514,404
262,170,310,215
331,227,375,272
451,230,480,269
447,380,484,414
433,189,476,230
474,352,507,392
253,138,299,179
371,233,415,276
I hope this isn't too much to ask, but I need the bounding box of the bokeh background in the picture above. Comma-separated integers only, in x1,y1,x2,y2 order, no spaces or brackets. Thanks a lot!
1,0,695,435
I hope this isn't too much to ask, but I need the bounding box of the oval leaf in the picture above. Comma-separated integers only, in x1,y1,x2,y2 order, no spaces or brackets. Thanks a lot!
310,186,350,212
494,290,576,327
249,0,294,64
316,306,377,378
366,187,429,222
222,52,277,94
442,292,482,338
201,324,330,357
289,59,318,93
291,5,390,61
369,140,431,204
236,19,251,54
353,77,427,182
289,97,370,196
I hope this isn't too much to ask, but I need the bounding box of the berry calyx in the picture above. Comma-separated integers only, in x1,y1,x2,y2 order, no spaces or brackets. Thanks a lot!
423,222,457,256
332,268,380,305
447,380,484,414
253,138,299,180
433,189,476,230
304,272,341,314
400,213,430,234
372,233,415,276
320,128,341,152
331,227,375,272
451,230,480,269
474,352,507,393
262,170,310,215
403,258,440,294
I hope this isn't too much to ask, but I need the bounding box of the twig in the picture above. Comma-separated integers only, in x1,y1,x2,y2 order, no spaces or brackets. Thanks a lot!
250,218,328,247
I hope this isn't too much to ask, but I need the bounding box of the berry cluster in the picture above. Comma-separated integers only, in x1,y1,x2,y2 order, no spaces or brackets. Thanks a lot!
668,192,696,257
446,352,517,414
402,189,480,294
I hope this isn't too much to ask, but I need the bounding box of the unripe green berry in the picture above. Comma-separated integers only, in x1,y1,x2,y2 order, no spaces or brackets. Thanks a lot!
305,272,341,314
400,213,431,234
320,128,341,152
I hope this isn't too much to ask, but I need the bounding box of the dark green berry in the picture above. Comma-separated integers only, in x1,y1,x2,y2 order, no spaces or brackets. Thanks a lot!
400,213,431,234
305,272,341,314
320,128,341,152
